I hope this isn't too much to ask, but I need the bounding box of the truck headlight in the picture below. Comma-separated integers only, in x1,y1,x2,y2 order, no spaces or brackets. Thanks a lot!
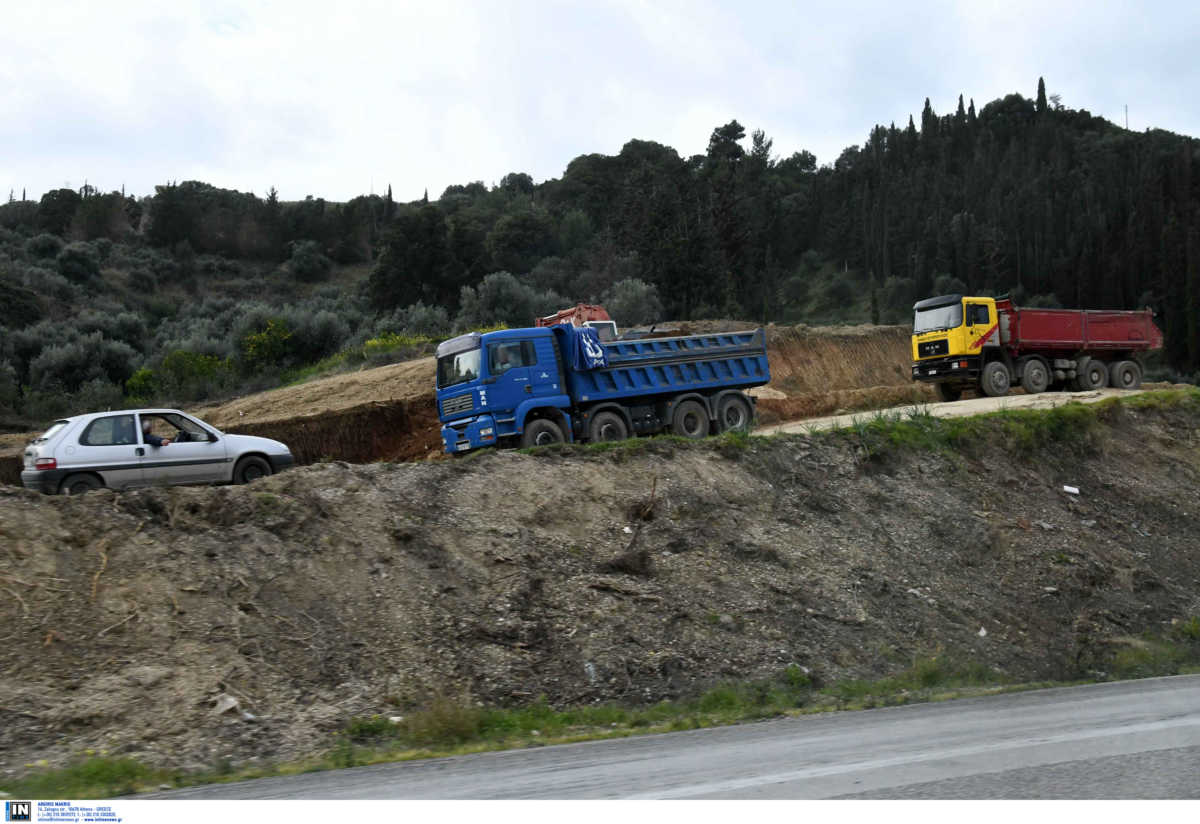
479,427,494,437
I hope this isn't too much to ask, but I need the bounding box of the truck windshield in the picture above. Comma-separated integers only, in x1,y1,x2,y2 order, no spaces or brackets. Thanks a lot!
913,303,963,334
437,348,481,388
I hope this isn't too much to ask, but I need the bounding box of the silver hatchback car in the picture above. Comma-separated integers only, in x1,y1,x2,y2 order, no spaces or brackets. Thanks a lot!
21,408,295,495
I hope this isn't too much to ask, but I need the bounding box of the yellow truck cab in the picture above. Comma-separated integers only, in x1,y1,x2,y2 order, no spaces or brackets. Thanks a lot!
911,294,999,400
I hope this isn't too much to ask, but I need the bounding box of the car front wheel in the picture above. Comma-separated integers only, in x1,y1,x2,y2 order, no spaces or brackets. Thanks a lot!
234,456,272,484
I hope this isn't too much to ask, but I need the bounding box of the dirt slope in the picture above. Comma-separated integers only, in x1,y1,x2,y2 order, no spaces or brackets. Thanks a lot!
2,393,1198,776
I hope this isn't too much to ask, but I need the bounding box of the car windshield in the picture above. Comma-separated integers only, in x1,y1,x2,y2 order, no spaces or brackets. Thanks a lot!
437,347,481,388
913,303,963,334
33,420,69,443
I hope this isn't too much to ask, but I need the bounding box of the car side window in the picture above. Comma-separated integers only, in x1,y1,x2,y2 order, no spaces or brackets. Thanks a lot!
80,414,137,446
968,304,990,325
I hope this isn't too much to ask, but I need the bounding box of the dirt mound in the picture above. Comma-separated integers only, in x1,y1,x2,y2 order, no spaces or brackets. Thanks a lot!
2,396,1198,777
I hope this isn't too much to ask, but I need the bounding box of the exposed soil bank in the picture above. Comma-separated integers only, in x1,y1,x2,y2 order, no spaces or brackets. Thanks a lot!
1,392,1198,778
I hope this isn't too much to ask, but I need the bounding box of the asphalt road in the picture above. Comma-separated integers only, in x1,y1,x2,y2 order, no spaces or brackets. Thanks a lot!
140,675,1200,800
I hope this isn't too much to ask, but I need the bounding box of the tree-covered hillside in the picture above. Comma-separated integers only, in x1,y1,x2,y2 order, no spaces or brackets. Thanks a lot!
1,78,1197,424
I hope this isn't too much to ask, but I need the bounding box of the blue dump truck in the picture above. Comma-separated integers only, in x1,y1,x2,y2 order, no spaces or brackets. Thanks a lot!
435,324,771,453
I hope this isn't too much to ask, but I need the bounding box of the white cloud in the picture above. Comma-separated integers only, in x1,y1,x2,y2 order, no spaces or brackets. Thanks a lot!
2,0,1198,204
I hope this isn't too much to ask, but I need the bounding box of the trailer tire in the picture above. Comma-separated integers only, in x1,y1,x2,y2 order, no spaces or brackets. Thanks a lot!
934,383,962,402
980,361,1011,397
1075,356,1107,390
671,400,709,439
521,418,566,448
716,394,753,433
588,411,628,443
1020,358,1050,394
1109,360,1141,390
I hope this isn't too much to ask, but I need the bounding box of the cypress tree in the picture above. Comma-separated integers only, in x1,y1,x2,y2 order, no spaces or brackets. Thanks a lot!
1036,77,1048,113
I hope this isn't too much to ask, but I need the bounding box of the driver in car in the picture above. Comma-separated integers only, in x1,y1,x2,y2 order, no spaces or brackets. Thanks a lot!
141,418,172,447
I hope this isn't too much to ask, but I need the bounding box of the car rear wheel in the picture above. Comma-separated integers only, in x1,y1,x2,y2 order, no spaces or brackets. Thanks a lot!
234,456,272,484
60,473,101,495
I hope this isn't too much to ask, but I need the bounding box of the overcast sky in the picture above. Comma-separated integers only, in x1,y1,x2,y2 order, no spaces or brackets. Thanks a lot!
2,1,1197,204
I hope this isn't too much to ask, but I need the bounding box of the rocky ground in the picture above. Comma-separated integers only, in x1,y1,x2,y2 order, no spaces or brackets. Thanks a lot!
1,391,1198,779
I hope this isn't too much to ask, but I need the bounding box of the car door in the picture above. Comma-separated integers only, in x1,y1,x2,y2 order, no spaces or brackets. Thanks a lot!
139,413,228,486
73,414,145,490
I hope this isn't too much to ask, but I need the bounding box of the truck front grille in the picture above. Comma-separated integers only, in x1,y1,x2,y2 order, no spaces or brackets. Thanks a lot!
918,339,949,358
441,394,474,415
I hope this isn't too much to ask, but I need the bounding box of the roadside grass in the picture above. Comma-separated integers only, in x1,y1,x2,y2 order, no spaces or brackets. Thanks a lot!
9,626,1200,799
809,386,1200,460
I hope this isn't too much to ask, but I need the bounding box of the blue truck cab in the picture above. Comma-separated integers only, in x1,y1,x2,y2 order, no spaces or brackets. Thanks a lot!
436,324,771,454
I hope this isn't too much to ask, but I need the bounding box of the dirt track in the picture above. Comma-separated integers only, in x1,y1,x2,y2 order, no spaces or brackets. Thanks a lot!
759,388,1150,435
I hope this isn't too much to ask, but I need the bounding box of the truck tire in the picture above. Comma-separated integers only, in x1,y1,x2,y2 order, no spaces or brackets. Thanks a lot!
60,473,101,495
1075,356,1107,390
1109,360,1141,390
588,411,628,442
234,456,272,484
934,383,962,402
716,394,753,433
979,361,1011,397
1020,358,1050,394
671,399,709,439
521,418,565,447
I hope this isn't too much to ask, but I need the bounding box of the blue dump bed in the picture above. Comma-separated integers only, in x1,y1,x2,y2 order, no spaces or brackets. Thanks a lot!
560,327,770,403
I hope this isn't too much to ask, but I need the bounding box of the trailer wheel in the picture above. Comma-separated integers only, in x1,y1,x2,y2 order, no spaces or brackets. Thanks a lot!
588,411,628,443
717,394,753,433
1109,360,1141,390
979,361,1010,397
521,418,565,448
1075,356,1107,390
1020,359,1049,394
671,400,709,439
934,383,962,402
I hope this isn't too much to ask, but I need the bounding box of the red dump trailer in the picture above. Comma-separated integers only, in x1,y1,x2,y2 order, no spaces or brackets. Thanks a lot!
911,294,1164,399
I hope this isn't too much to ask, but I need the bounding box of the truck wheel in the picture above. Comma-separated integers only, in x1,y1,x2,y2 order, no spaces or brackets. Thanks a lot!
1076,357,1107,390
588,411,628,442
1021,359,1049,394
1109,360,1141,390
234,456,272,484
979,361,1010,397
521,418,565,447
60,473,101,495
671,400,709,439
934,383,962,402
717,394,753,433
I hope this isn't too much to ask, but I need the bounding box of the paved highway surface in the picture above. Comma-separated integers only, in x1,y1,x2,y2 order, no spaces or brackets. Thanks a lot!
140,675,1200,799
